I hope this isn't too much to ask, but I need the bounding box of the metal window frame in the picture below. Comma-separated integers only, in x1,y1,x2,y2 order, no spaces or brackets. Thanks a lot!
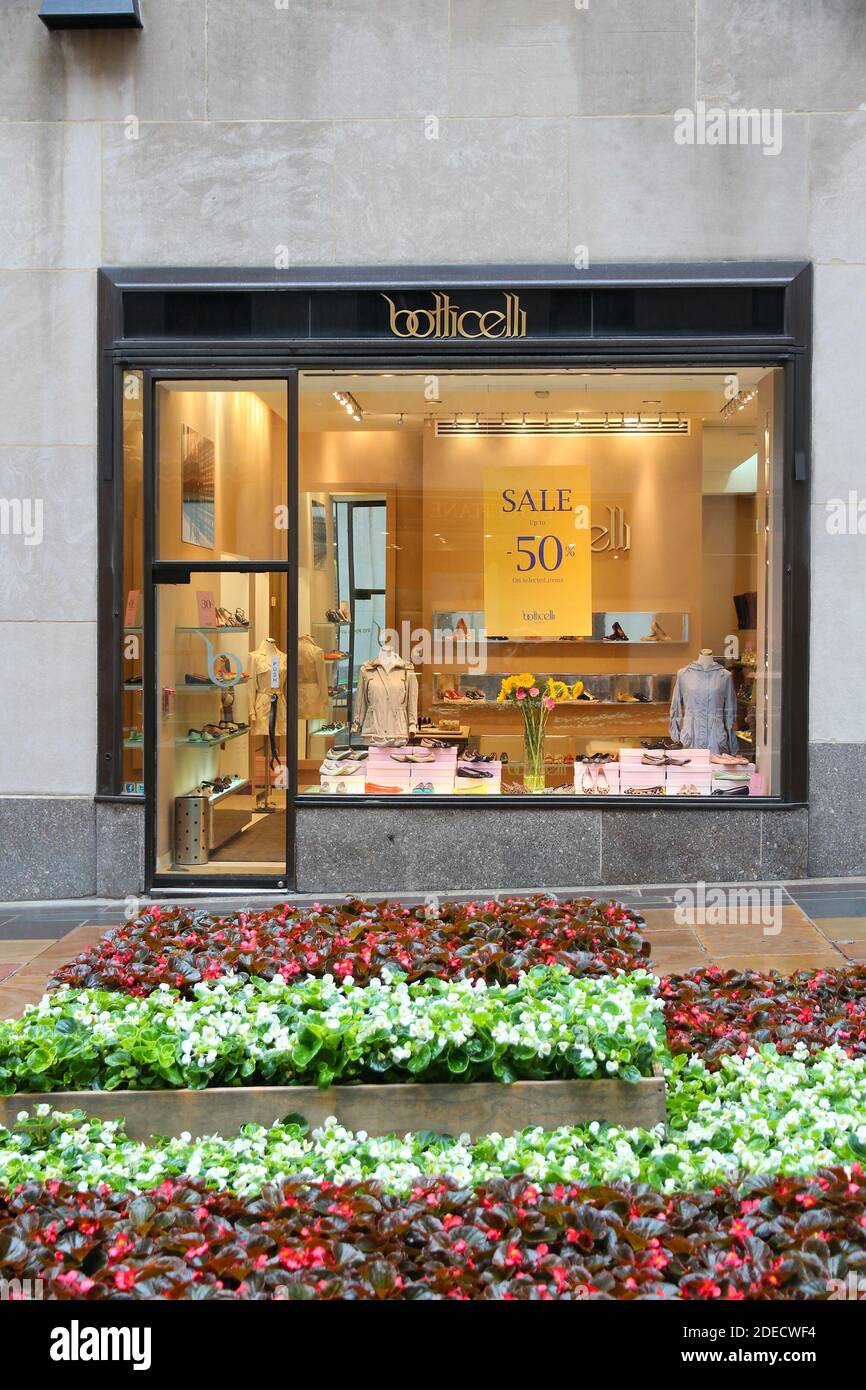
96,263,812,882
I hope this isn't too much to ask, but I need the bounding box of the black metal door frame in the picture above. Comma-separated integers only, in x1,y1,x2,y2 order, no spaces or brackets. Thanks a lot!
141,367,298,891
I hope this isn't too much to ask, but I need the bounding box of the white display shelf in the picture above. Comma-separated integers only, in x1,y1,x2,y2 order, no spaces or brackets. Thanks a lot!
205,777,251,805
174,727,250,748
179,678,249,690
176,624,250,634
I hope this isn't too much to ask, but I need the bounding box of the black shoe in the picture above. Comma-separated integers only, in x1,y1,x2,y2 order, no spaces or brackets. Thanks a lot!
457,766,493,779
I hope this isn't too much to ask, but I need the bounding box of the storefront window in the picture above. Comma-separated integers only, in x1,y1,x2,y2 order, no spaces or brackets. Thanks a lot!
297,368,783,799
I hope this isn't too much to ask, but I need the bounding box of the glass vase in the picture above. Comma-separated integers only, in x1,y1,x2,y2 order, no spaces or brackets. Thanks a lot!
522,709,548,793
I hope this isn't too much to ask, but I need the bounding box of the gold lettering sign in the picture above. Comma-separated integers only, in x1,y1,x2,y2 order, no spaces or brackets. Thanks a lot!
382,291,527,340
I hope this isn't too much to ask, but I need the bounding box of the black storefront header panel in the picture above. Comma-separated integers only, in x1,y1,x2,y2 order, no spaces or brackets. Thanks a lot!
120,283,785,342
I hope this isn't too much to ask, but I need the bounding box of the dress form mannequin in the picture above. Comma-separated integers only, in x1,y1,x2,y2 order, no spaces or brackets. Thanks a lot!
669,649,739,755
353,634,419,743
297,633,329,720
249,637,288,805
377,635,399,672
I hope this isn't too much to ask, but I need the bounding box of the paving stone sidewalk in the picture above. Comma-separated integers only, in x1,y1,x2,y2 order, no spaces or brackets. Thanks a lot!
0,879,863,1019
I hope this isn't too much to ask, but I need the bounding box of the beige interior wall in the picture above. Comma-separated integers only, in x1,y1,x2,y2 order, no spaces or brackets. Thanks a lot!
157,385,287,564
421,426,704,681
299,429,424,634
701,495,758,654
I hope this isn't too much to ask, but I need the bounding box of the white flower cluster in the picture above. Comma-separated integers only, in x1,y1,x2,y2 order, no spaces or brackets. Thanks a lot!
0,967,663,1091
3,1045,865,1198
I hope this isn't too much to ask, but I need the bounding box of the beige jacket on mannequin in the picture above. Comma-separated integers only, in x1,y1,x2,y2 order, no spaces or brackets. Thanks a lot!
353,654,419,742
248,641,288,734
297,634,329,720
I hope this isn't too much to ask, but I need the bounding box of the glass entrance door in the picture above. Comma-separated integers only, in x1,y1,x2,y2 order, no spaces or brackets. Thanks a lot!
151,569,291,882
145,376,293,887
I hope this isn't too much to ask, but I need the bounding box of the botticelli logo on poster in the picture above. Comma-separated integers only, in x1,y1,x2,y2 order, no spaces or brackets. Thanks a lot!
483,466,593,638
382,292,527,339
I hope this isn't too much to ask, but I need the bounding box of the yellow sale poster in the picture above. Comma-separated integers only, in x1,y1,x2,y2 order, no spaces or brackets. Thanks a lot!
483,465,592,637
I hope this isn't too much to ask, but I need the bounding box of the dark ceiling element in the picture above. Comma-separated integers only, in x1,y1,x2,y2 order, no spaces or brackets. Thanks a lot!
39,0,143,29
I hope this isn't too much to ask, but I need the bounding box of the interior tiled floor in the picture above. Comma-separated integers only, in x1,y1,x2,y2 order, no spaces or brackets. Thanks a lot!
0,879,863,1019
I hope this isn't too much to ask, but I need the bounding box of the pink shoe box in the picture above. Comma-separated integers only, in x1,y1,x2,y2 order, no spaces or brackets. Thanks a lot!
666,770,713,796
456,758,501,793
366,744,413,765
574,761,620,794
619,766,668,793
320,775,367,794
619,747,712,771
411,762,457,790
454,778,502,795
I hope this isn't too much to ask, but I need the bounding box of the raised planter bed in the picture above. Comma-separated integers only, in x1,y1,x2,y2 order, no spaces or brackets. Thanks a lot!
0,1072,666,1142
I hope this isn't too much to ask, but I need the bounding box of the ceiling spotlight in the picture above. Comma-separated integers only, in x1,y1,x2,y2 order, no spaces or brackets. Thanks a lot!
336,390,363,422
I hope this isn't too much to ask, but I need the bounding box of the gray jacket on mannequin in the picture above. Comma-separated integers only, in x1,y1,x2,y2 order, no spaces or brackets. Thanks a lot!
669,660,739,755
352,655,419,742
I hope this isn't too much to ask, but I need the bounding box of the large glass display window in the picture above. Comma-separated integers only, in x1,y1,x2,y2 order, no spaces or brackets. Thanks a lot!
297,368,783,800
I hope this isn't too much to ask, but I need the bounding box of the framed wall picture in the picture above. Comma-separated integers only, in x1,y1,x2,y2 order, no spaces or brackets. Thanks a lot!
181,423,215,548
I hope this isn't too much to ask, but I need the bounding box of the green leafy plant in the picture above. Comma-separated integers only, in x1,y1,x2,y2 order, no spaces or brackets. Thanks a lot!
47,896,649,997
0,967,664,1095
5,1047,866,1197
2,1168,865,1300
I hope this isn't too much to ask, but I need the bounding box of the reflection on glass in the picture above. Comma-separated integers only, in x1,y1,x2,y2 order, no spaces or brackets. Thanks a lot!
298,368,783,798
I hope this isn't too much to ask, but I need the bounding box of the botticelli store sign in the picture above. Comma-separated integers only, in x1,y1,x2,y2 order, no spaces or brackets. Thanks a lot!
382,291,527,340
483,467,593,638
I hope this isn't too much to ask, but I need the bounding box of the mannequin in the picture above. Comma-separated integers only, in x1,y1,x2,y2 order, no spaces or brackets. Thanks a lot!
249,638,288,798
376,633,399,672
297,633,329,720
669,648,739,755
353,634,418,743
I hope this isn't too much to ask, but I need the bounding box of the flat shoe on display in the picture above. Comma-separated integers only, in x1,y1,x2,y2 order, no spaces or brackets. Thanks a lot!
365,782,403,794
642,752,691,767
596,767,610,794
457,766,493,779
409,750,436,763
412,782,434,793
420,737,447,748
605,622,629,641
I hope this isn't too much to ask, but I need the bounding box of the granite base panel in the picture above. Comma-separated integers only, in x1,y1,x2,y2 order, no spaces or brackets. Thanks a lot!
95,800,145,898
0,797,96,900
0,1077,666,1141
295,804,810,893
808,744,866,877
0,759,863,898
